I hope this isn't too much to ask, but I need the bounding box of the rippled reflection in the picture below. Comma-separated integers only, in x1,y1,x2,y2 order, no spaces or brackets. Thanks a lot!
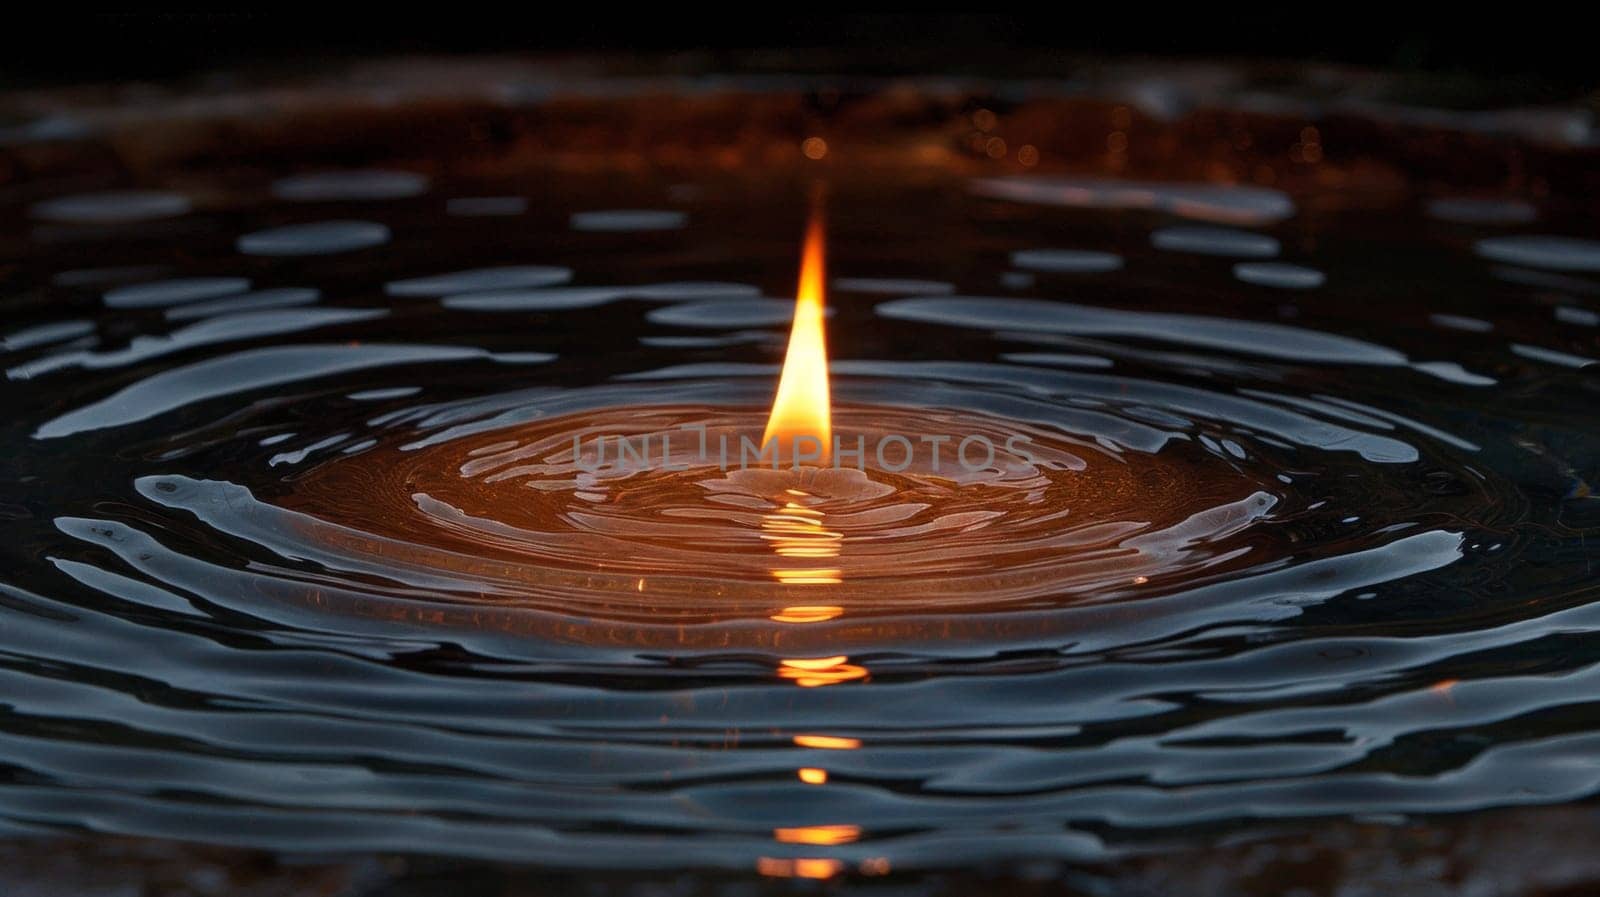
762,494,843,586
1,106,1597,876
159,393,1295,641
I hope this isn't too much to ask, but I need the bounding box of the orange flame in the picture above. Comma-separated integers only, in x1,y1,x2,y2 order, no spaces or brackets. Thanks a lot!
762,211,831,465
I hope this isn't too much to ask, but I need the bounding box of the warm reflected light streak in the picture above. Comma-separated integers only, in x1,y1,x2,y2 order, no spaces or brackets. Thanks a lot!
779,655,868,687
797,767,829,784
762,210,831,463
762,491,842,585
774,824,862,846
756,857,843,879
769,571,843,585
771,605,844,623
793,734,861,750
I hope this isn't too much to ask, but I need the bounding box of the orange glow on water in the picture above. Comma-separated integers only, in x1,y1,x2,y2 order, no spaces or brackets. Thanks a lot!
779,655,868,687
771,605,844,623
797,767,829,784
793,734,861,750
762,492,842,585
761,211,831,464
774,824,862,846
757,857,843,879
762,502,842,558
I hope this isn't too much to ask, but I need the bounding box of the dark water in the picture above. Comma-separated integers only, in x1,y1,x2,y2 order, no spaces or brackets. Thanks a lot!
3,86,1600,876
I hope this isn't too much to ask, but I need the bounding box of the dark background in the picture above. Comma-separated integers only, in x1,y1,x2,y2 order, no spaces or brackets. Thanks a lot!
2,13,1594,92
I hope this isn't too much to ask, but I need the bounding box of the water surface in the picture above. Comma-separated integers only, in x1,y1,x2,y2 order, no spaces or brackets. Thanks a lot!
2,97,1599,875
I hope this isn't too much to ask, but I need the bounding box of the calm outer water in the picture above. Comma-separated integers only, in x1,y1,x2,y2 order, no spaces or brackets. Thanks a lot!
2,77,1600,874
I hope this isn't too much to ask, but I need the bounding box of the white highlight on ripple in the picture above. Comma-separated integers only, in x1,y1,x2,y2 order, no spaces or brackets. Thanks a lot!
164,288,322,321
826,358,1423,461
445,288,628,312
639,332,775,348
30,191,192,224
999,352,1116,370
1491,266,1600,295
104,278,251,309
270,433,350,467
1233,262,1325,289
446,197,528,216
1010,250,1125,274
443,283,760,312
1430,314,1494,333
833,277,958,294
32,344,521,438
1153,226,1280,258
7,308,385,379
237,221,391,256
1555,307,1599,327
386,266,574,297
272,170,429,202
972,176,1295,225
570,210,687,232
649,298,833,328
347,386,422,401
1303,393,1483,453
877,296,1406,366
1512,344,1596,369
1412,361,1497,387
1425,197,1537,225
1476,236,1600,272
2,320,95,352
52,266,172,288
628,282,762,300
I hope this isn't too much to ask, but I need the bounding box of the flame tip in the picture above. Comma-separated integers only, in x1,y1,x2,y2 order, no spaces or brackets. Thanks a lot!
761,208,832,463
